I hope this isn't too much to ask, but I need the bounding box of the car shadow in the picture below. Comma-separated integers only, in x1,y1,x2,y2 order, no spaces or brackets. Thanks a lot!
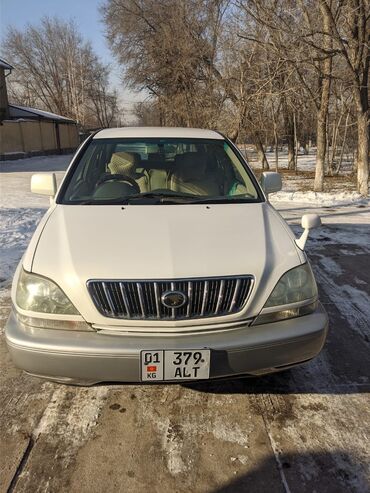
181,364,370,396
211,450,369,493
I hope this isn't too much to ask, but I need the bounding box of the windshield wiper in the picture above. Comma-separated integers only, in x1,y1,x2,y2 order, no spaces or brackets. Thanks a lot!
71,199,124,205
121,192,197,204
181,196,257,204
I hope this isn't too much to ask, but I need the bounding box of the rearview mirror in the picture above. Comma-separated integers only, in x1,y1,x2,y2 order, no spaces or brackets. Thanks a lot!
296,214,321,250
31,173,57,198
260,172,282,196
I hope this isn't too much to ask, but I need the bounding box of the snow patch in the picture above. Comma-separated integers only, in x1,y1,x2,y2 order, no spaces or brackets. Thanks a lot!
270,191,369,207
0,207,45,283
316,255,370,342
139,392,253,476
163,419,188,475
0,154,71,209
309,227,370,249
34,385,108,450
0,153,71,283
266,394,370,492
0,153,72,173
212,419,249,446
318,256,344,276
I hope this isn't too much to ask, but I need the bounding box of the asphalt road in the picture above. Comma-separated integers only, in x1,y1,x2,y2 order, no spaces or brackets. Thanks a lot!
1,203,369,493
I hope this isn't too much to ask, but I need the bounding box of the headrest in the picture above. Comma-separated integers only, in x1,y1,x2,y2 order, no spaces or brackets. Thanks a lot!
148,152,161,161
108,152,137,176
173,152,207,181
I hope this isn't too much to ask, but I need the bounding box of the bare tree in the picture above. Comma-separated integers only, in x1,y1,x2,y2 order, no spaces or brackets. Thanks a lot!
101,0,229,127
100,0,368,195
4,17,121,129
317,0,369,194
236,1,338,185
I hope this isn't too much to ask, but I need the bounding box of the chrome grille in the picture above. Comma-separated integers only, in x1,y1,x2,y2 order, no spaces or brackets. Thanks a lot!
87,276,253,320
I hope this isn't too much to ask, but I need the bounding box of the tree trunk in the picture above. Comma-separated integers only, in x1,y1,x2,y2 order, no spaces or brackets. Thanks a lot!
274,127,279,171
326,116,333,176
293,112,299,172
281,95,295,170
284,109,295,169
335,112,350,175
314,6,332,191
254,134,269,169
287,134,295,170
356,110,369,196
355,46,369,196
314,109,326,190
229,128,239,143
329,112,344,175
300,134,309,155
271,104,279,171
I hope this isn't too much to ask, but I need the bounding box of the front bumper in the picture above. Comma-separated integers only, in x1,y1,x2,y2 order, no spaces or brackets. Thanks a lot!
5,304,328,385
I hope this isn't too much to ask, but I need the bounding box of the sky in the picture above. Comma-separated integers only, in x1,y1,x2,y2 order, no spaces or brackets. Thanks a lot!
0,0,143,120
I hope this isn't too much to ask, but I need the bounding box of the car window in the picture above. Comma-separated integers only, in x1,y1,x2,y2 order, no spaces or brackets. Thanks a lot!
59,138,262,204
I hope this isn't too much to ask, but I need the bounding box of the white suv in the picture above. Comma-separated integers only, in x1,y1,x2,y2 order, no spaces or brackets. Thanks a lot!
5,127,328,385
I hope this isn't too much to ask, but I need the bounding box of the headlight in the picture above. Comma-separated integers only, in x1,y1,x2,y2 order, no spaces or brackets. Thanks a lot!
253,264,318,325
264,263,317,307
16,269,79,315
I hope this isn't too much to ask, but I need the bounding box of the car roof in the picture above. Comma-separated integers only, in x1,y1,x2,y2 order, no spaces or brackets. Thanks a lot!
93,127,224,140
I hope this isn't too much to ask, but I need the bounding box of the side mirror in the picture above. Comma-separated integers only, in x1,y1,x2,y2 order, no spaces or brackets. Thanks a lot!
31,173,57,199
260,172,282,197
296,214,321,250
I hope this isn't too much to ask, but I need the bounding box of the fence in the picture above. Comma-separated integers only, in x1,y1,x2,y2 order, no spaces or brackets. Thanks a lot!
0,119,79,158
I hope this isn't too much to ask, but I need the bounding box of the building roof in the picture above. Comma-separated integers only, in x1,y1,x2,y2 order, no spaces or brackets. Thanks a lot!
9,104,75,123
0,58,14,70
94,127,223,140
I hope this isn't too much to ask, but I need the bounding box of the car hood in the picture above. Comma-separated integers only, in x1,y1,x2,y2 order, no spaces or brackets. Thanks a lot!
28,203,303,323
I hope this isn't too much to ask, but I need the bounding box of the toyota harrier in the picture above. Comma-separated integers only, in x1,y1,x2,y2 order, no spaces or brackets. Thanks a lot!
5,127,328,385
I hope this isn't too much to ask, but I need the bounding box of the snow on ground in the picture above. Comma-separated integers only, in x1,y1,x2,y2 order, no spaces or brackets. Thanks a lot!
0,154,72,285
0,154,70,209
264,149,317,171
243,146,370,202
33,384,109,451
269,190,369,206
0,208,45,285
242,145,353,174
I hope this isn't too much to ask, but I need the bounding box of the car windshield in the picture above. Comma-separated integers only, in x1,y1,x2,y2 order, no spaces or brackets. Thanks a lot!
59,138,262,204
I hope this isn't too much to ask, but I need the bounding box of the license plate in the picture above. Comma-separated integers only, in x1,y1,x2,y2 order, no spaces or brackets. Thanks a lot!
140,349,210,381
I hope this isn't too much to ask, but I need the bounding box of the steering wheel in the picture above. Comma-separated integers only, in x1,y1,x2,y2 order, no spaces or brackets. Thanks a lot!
95,174,140,194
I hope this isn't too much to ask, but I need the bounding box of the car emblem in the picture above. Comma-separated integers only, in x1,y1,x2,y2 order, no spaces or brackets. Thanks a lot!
161,290,187,309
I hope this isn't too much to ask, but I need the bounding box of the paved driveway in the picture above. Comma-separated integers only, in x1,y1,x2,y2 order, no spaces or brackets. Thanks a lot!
0,188,369,492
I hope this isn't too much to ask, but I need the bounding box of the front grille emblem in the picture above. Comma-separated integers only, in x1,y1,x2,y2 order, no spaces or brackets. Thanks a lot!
161,290,187,309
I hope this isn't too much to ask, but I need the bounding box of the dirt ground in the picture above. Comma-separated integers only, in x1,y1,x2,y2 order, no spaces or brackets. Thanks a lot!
1,203,369,493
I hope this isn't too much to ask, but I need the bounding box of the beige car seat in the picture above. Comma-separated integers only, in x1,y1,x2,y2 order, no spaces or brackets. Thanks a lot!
146,153,167,190
169,152,220,196
108,152,149,192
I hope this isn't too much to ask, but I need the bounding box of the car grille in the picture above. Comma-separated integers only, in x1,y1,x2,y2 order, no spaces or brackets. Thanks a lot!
87,276,253,320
